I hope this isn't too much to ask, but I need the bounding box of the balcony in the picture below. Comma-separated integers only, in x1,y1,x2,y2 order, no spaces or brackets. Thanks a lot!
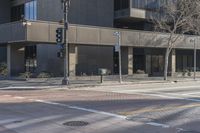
0,21,198,50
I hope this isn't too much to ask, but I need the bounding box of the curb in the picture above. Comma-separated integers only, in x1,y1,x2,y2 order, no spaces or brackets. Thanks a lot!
0,79,199,90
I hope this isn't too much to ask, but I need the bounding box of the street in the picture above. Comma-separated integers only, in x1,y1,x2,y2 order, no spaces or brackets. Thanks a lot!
0,82,200,133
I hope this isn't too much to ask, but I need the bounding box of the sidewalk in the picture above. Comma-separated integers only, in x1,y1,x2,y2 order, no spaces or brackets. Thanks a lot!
0,76,199,90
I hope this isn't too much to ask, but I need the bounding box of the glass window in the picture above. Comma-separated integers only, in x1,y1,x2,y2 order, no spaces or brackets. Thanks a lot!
11,0,37,22
114,0,130,11
132,0,167,10
25,0,37,20
11,4,24,22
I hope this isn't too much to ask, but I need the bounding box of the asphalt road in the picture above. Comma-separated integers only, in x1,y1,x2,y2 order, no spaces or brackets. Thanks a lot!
0,82,200,133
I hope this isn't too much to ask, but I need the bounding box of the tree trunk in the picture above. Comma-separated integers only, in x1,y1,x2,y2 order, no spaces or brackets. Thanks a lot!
164,48,170,80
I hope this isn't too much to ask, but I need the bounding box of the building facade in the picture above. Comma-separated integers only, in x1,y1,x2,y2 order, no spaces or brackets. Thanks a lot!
0,0,199,77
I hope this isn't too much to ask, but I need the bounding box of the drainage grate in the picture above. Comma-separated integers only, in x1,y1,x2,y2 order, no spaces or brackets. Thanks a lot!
63,121,89,127
12,120,23,123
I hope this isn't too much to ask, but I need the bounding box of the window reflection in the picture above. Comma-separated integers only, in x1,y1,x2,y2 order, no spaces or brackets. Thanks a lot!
25,0,37,20
11,0,37,22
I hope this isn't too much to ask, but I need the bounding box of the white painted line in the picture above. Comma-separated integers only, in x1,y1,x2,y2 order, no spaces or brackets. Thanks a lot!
34,99,127,119
2,95,12,97
136,92,200,102
0,86,56,90
182,91,200,96
113,85,200,93
13,96,26,99
146,122,170,128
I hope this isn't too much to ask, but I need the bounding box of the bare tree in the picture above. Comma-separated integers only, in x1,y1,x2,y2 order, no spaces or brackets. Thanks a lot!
151,0,198,80
188,0,200,35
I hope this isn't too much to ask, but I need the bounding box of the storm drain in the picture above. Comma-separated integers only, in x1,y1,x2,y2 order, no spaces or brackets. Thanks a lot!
63,121,89,127
12,120,23,123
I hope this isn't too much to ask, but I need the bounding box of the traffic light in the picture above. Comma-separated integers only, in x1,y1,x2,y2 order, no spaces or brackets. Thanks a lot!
56,28,63,44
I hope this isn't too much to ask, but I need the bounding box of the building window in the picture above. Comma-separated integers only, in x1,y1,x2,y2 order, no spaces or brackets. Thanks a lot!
25,45,37,73
132,0,167,11
11,0,37,22
114,0,130,11
25,0,37,20
11,5,24,22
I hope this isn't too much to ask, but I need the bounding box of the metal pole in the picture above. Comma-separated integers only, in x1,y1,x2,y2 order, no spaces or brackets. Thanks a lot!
62,0,70,85
194,39,196,80
118,33,122,83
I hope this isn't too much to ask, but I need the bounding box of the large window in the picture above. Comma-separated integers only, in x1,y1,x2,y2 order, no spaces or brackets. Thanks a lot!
11,0,37,22
114,0,130,11
132,0,167,11
25,0,37,20
11,4,24,21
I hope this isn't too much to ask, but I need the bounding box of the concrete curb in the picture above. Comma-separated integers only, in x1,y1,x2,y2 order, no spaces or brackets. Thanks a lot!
0,79,199,91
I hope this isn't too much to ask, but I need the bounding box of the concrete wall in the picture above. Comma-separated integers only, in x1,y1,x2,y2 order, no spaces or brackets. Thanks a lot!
36,44,63,76
37,0,114,27
0,0,10,24
77,45,113,75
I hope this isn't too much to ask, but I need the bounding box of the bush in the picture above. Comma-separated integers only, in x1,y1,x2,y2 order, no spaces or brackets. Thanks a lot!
37,72,51,78
19,72,32,79
0,63,8,76
136,69,145,74
182,69,191,77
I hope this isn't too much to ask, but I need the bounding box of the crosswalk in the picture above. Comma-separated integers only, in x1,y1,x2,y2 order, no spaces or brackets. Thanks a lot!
81,81,200,102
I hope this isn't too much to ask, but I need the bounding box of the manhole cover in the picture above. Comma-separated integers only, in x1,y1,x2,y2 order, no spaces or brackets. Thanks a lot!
63,121,89,127
12,120,23,123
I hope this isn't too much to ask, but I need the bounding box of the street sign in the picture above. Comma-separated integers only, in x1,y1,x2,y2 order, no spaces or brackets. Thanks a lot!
115,44,120,52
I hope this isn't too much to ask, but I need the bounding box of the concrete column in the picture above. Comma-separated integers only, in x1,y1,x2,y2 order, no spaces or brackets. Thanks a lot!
7,44,25,76
171,49,176,77
128,47,133,75
7,44,11,77
69,44,78,76
146,55,151,75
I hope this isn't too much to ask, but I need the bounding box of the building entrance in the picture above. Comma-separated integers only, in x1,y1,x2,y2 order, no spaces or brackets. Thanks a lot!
25,45,37,73
151,55,164,76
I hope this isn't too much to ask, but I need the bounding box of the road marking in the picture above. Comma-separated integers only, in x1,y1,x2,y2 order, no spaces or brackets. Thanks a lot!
2,95,12,97
112,85,200,93
146,122,170,128
119,103,200,116
13,96,26,99
182,91,200,96
138,92,200,102
34,99,127,119
0,86,56,90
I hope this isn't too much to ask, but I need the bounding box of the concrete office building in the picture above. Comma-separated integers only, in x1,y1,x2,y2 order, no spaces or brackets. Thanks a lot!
0,0,199,77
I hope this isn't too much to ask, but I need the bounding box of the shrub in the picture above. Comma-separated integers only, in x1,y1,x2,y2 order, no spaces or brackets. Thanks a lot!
136,69,145,74
19,72,32,79
0,63,8,76
182,69,190,77
37,72,51,78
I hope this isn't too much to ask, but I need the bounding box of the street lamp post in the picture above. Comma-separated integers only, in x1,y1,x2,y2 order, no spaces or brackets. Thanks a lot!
194,39,197,80
114,31,122,83
61,0,70,85
190,38,196,80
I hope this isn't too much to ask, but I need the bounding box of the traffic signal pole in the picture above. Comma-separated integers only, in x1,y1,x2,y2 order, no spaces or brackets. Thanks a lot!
62,0,70,85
